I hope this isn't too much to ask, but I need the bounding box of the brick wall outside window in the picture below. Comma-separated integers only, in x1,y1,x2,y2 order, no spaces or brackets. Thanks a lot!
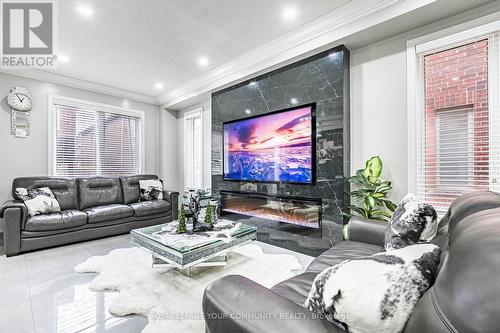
422,40,489,209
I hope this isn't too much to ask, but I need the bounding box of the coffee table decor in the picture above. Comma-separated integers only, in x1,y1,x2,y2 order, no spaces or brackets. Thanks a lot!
183,189,217,232
130,219,257,276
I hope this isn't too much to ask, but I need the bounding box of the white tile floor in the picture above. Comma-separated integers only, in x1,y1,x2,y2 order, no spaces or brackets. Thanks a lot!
0,235,314,333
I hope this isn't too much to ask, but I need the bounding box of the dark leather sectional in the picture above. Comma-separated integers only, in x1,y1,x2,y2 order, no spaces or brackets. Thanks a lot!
0,175,179,257
203,191,500,333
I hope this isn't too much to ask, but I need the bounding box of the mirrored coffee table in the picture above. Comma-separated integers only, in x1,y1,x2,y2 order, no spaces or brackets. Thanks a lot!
130,220,257,277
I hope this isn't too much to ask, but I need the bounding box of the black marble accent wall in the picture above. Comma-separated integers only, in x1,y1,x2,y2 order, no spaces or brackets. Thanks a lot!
211,45,350,254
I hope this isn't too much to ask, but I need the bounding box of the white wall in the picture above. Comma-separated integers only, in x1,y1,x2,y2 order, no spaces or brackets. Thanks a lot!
350,36,408,201
350,6,500,202
176,100,212,194
159,109,179,192
0,72,174,232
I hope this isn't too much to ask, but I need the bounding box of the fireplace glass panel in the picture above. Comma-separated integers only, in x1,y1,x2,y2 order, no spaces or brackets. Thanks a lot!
220,191,321,229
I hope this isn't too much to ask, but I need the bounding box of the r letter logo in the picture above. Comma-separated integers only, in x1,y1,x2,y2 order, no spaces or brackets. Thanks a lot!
1,0,57,68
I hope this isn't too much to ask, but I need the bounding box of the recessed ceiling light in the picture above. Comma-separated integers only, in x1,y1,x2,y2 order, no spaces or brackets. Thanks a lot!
57,54,70,63
76,4,94,18
197,56,209,67
281,6,298,21
154,82,164,89
290,98,298,104
245,109,252,115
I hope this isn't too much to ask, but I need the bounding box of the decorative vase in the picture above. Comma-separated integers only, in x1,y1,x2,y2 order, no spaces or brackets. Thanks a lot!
187,189,213,232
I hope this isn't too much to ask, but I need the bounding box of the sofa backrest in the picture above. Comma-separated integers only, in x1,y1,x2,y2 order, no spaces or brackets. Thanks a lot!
78,177,123,210
120,174,159,204
12,177,79,210
404,191,500,333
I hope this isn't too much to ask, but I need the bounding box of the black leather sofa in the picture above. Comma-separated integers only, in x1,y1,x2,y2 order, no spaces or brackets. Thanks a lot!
203,191,500,333
0,175,179,257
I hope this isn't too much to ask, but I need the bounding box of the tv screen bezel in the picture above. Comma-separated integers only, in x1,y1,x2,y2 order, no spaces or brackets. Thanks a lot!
222,102,317,185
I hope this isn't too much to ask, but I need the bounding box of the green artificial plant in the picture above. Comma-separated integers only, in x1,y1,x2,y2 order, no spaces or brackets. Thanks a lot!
345,156,397,222
177,205,187,234
204,202,214,225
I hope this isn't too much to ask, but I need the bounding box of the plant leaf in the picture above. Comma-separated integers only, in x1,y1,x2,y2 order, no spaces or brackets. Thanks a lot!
383,200,398,212
365,196,376,208
371,210,393,218
361,156,383,182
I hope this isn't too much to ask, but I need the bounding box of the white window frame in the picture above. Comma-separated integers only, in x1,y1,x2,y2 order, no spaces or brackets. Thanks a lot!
406,13,500,194
48,95,145,176
183,108,203,189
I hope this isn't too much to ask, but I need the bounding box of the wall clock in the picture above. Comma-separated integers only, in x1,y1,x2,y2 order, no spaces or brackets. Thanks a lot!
7,86,32,138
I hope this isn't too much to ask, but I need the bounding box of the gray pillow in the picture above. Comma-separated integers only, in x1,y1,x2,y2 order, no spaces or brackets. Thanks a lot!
15,187,61,216
139,179,164,201
384,194,438,251
304,243,441,333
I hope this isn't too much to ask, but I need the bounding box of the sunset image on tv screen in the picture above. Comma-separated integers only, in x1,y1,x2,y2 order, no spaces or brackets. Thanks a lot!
223,105,314,184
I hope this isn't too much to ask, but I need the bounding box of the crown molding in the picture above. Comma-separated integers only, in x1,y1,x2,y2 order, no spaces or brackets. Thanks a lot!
158,0,436,108
0,69,157,105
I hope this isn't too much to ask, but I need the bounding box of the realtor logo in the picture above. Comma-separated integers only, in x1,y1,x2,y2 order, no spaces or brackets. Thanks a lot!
1,0,57,68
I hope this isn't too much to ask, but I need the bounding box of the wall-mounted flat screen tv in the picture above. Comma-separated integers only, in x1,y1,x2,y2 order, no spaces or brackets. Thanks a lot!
223,103,316,184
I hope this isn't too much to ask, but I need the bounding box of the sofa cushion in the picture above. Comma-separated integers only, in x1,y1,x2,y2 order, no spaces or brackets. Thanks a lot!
83,204,134,223
304,244,441,332
15,187,61,216
445,191,500,235
306,241,382,273
78,177,123,209
129,200,171,217
12,177,79,210
271,272,317,306
139,179,164,201
120,175,159,204
25,210,87,231
384,194,438,251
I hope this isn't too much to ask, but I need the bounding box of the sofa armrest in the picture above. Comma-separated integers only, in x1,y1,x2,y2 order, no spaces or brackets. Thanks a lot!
1,201,26,257
162,190,179,220
0,200,27,219
346,216,387,247
203,275,343,333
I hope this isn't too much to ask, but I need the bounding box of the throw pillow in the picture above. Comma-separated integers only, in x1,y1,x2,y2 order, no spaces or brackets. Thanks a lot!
384,194,438,251
15,187,61,216
139,179,164,201
304,243,441,333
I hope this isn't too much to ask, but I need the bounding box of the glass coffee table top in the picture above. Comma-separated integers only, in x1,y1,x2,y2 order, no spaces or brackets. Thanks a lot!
131,220,257,253
130,220,257,274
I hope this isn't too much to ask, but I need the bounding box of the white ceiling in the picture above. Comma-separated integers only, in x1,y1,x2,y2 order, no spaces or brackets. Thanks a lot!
52,0,350,97
2,0,496,107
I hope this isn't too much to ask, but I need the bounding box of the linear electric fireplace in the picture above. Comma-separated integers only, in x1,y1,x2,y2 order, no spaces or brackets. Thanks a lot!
220,190,322,229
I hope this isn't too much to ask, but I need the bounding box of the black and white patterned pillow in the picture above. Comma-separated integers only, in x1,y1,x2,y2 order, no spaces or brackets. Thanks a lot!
384,194,438,251
139,179,164,201
15,187,61,216
304,244,441,333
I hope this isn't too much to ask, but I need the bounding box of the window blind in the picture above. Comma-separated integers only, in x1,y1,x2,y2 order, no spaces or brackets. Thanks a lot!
415,35,500,214
53,103,142,177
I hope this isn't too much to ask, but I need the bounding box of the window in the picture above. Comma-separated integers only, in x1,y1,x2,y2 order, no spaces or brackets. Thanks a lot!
49,96,144,177
184,109,203,189
408,20,500,214
435,107,473,191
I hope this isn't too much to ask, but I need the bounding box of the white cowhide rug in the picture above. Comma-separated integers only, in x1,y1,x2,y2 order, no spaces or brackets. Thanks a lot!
75,243,303,333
